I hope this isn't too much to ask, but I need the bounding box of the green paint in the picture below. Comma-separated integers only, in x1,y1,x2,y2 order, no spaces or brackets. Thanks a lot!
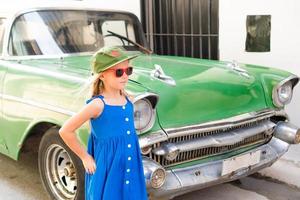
0,53,295,163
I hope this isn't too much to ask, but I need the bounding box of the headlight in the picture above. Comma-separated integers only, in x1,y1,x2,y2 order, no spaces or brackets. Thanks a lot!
273,81,293,107
134,98,156,133
278,82,292,104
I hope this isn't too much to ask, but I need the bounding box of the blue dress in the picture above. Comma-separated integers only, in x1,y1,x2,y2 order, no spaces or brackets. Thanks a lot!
84,95,148,200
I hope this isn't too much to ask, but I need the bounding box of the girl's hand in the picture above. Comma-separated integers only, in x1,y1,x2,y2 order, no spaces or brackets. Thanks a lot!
81,154,97,174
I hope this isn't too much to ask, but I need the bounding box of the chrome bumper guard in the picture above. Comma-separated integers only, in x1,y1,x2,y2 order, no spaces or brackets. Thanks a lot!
144,137,289,199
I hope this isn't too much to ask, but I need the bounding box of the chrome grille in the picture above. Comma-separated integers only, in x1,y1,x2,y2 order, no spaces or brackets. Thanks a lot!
147,118,273,167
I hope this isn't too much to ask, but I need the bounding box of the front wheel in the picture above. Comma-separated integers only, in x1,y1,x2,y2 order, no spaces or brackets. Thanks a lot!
38,127,85,200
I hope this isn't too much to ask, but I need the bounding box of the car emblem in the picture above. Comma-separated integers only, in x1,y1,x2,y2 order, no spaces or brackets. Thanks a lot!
227,60,250,79
151,64,176,86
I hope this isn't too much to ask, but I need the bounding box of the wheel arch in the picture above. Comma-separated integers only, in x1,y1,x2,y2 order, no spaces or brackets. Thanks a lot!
16,119,61,160
17,117,88,160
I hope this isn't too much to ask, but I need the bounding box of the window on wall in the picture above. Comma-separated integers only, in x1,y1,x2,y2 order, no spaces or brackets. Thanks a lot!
245,15,271,52
141,0,219,60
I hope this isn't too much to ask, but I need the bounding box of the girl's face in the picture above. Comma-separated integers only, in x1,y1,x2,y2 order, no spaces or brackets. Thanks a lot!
100,60,131,91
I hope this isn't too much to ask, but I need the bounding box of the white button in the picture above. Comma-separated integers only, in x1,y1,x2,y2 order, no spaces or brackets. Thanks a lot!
126,180,130,184
127,168,130,173
127,131,130,135
122,106,126,109
125,117,129,121
128,156,131,161
128,144,131,148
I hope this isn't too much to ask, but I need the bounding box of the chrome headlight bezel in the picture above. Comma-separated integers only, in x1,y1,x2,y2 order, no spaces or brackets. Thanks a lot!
272,75,299,107
133,92,159,134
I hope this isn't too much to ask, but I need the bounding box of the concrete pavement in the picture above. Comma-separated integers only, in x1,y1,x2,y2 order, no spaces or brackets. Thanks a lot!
257,144,300,189
174,183,269,200
0,151,47,200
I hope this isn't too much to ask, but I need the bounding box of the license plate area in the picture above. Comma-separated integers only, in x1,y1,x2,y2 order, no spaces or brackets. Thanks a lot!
221,150,261,176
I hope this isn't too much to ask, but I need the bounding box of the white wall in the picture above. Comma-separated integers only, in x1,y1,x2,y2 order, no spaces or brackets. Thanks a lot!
219,0,300,125
84,0,141,19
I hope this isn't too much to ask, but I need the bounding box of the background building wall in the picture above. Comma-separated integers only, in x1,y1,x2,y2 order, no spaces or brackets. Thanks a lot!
219,0,300,125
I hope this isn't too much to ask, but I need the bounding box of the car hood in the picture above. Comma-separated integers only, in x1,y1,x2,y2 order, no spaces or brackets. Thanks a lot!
130,55,268,129
17,54,268,130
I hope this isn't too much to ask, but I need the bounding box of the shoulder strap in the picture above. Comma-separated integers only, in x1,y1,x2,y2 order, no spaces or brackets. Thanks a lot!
86,95,106,105
124,94,133,104
85,98,93,104
95,95,106,105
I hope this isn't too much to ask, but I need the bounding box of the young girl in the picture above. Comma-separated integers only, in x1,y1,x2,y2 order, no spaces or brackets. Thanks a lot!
59,46,148,200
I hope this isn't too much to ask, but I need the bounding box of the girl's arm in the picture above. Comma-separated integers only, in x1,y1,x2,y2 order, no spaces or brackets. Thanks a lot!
59,98,104,174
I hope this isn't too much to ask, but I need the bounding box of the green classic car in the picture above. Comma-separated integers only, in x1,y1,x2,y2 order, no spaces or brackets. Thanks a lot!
0,2,299,200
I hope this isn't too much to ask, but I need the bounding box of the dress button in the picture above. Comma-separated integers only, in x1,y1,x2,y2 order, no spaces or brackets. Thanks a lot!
128,156,131,161
128,144,131,148
127,130,130,135
122,106,126,109
127,168,130,173
126,180,130,184
125,117,129,122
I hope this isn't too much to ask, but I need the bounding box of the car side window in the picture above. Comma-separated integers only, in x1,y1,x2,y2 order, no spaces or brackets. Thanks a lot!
8,16,41,56
0,18,6,55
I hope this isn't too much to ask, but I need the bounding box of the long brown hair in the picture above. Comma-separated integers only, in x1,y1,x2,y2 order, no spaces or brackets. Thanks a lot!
91,74,104,97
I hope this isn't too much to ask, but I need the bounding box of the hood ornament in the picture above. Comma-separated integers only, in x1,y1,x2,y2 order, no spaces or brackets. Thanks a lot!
227,60,250,79
151,64,176,86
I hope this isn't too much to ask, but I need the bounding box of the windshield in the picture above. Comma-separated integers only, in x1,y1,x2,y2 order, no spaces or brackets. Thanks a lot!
8,10,147,56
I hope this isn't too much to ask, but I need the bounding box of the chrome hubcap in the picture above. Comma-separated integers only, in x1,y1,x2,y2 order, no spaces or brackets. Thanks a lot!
45,144,77,199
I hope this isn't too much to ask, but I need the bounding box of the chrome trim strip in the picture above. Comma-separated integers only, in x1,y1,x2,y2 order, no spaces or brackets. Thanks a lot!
165,109,283,138
277,74,299,89
139,109,285,148
153,121,275,155
132,92,159,107
139,131,168,148
0,93,75,116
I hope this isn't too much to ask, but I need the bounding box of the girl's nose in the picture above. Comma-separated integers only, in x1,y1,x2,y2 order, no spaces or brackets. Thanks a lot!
121,71,129,78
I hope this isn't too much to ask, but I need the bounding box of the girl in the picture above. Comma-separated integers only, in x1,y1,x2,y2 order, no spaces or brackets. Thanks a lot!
59,46,148,200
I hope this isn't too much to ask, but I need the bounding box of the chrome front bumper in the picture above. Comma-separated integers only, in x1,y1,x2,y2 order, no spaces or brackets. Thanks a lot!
145,137,289,199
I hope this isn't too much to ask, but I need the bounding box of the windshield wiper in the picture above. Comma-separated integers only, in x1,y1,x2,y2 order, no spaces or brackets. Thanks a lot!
107,30,152,54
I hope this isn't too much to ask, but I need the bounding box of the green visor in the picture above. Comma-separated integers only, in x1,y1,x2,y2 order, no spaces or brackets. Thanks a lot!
91,46,140,74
